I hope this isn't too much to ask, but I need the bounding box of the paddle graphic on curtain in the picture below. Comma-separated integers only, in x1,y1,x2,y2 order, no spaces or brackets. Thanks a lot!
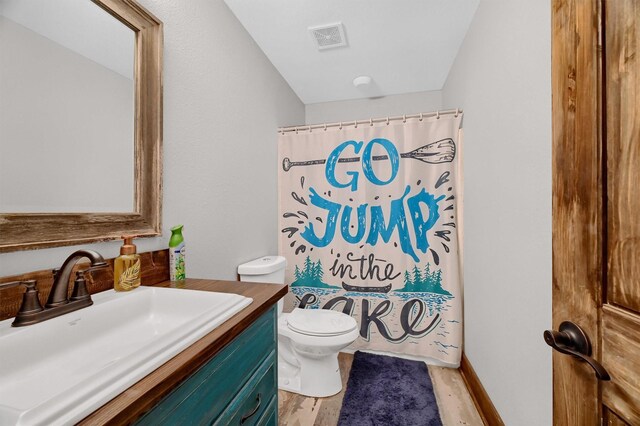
278,113,463,366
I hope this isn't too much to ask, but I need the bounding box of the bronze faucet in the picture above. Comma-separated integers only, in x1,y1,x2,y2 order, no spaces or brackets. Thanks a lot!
46,250,108,307
2,250,108,327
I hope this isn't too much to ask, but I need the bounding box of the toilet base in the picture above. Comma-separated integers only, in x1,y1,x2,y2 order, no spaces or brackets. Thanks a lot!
277,351,343,398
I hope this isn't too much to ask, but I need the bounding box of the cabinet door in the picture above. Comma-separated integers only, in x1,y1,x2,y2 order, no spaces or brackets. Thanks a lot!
135,307,277,425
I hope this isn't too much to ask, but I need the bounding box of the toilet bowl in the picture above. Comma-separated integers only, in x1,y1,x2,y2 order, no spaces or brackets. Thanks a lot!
238,256,359,398
278,308,359,397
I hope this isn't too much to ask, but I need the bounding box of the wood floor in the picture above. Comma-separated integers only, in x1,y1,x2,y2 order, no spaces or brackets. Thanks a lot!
278,352,483,426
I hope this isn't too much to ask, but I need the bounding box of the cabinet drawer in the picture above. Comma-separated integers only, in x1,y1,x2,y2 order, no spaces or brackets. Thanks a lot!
135,307,276,425
212,353,276,426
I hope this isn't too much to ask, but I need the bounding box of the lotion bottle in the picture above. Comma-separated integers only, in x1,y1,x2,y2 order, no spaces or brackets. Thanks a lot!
114,237,141,291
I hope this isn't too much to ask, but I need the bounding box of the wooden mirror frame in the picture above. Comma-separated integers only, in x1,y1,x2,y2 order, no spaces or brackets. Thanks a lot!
0,0,162,253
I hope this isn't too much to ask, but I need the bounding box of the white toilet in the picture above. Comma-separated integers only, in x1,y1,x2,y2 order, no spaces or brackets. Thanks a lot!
238,256,359,398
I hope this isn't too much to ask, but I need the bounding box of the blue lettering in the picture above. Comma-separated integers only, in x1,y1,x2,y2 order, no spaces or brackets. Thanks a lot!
299,187,340,247
340,203,368,244
366,186,419,262
362,138,399,186
407,189,445,253
325,140,363,191
300,185,445,262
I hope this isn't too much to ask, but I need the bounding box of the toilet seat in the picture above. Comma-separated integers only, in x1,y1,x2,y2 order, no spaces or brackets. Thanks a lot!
284,309,357,337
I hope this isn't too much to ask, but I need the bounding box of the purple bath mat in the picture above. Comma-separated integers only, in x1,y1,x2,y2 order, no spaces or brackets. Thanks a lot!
338,351,443,426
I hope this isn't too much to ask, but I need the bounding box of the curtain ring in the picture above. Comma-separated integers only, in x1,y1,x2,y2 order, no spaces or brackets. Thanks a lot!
402,114,406,123
436,111,440,119
309,126,312,133
419,113,423,122
385,117,389,125
295,128,299,134
324,123,327,131
370,118,373,127
339,122,342,130
354,120,358,128
455,108,459,117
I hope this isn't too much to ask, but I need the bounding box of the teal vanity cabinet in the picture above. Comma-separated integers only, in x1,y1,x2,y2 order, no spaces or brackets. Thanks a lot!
135,307,277,425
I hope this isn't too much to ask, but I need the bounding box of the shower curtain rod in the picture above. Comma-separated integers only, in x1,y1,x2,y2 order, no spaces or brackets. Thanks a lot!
277,108,462,134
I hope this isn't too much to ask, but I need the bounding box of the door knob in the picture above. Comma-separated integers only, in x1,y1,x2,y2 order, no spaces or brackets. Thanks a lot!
543,321,610,381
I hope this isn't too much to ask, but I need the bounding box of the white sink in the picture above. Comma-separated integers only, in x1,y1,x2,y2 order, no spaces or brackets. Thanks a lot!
0,286,252,426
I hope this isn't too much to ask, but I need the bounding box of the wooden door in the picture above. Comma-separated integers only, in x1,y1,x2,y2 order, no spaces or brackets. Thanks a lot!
552,0,640,424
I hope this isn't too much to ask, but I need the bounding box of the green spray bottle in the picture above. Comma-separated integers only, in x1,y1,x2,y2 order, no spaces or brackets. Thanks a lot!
169,225,186,281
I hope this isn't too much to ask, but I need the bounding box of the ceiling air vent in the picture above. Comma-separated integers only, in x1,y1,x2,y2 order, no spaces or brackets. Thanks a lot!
309,23,347,50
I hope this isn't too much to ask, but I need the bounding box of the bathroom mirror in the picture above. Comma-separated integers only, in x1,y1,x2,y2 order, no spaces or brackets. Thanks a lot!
0,0,135,213
0,0,162,252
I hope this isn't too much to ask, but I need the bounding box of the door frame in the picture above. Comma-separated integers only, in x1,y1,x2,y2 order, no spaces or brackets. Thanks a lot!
551,0,602,424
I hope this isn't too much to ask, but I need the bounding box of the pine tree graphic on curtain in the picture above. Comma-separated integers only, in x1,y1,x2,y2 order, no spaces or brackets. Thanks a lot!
397,264,452,295
292,257,340,289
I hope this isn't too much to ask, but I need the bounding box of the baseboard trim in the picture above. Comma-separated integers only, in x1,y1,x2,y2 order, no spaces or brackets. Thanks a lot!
459,353,504,426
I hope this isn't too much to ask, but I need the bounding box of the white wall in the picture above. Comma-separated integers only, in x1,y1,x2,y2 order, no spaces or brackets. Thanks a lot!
305,90,442,124
0,0,304,278
441,1,552,425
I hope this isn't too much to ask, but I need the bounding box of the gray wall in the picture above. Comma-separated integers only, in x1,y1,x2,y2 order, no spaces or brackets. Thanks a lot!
441,0,552,424
305,91,442,124
0,0,304,277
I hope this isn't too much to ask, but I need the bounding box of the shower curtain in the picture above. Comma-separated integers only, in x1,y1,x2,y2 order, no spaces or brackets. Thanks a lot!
278,113,463,367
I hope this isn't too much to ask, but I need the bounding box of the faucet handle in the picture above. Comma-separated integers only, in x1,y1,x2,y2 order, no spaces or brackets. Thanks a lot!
11,280,45,327
70,271,91,302
18,280,43,313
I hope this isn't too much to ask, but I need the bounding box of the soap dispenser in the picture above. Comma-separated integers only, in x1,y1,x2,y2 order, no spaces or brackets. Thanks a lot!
114,237,141,292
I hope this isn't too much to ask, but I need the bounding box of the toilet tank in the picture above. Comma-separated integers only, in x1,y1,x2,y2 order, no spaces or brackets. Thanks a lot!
238,256,287,314
238,256,287,284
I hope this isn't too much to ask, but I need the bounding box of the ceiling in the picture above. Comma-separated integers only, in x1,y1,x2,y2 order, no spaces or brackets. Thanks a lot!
224,0,480,104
